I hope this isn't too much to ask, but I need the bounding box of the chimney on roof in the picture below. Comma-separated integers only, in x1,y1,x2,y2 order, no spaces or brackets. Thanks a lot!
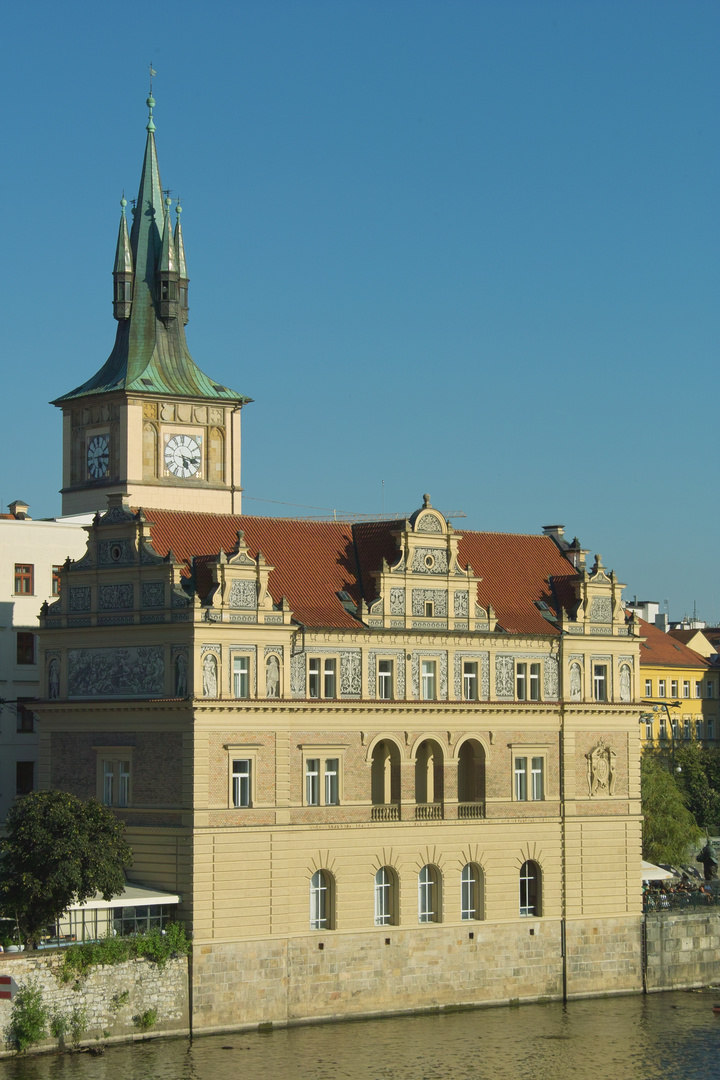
8,500,30,520
542,525,564,542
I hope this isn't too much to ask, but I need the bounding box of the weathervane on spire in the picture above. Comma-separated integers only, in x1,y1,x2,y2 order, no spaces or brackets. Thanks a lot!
149,63,157,93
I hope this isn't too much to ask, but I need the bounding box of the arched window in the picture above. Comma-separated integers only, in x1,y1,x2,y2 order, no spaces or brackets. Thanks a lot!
371,740,401,812
519,860,541,917
457,740,485,815
461,863,484,921
415,740,444,809
418,864,441,923
374,867,397,925
310,870,333,930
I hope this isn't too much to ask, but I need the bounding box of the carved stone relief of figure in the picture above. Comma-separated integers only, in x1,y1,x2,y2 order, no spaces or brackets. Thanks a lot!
586,740,617,797
48,658,60,700
203,653,218,698
266,654,280,698
619,664,631,703
570,662,582,702
175,653,188,697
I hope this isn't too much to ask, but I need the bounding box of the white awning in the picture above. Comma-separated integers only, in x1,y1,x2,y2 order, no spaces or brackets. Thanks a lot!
66,881,180,912
642,860,676,882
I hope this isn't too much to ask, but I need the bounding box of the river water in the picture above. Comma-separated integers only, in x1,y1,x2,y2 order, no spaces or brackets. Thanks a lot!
1,990,719,1080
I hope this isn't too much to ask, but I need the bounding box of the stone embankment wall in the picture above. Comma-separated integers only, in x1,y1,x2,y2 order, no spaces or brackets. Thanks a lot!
645,911,720,991
0,951,189,1056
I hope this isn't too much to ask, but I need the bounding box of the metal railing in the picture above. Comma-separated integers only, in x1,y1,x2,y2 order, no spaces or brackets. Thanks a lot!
643,889,720,913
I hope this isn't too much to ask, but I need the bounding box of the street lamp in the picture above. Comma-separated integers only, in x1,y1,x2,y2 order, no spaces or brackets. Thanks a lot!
640,699,682,771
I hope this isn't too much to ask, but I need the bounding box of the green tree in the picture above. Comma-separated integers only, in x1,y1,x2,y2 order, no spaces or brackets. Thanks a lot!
641,753,702,865
0,790,132,950
674,741,720,831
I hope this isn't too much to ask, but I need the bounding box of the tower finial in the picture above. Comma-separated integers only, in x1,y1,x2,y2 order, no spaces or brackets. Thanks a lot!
146,67,156,133
149,62,156,93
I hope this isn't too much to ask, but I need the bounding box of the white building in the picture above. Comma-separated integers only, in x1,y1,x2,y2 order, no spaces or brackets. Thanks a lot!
0,501,91,820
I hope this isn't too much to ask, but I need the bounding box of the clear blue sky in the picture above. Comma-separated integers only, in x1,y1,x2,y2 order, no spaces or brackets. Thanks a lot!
1,1,718,621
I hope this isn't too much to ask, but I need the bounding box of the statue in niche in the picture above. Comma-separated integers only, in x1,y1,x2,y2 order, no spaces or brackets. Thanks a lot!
619,664,631,703
586,739,617,797
266,655,280,698
175,653,188,697
569,663,582,702
202,653,218,698
48,658,60,700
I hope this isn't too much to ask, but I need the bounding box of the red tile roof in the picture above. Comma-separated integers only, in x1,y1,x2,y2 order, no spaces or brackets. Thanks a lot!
639,619,713,670
142,509,579,634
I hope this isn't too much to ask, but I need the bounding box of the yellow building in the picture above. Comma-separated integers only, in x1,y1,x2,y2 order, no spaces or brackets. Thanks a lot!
32,94,645,1032
639,619,718,746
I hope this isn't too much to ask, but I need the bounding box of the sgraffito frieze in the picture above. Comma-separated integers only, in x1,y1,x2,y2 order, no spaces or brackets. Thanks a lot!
68,646,164,698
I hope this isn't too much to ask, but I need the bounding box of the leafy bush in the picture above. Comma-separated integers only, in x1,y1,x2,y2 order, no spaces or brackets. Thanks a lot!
50,1010,69,1041
110,989,130,1011
69,1005,88,1048
133,1007,157,1032
7,983,48,1053
59,923,190,983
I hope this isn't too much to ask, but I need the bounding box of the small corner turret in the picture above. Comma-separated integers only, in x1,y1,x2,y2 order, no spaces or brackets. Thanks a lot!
113,196,134,320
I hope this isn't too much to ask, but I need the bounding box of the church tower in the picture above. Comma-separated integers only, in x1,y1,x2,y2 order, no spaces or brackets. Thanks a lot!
53,93,251,516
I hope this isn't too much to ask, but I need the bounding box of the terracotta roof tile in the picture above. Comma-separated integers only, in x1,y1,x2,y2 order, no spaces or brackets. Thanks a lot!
639,619,713,670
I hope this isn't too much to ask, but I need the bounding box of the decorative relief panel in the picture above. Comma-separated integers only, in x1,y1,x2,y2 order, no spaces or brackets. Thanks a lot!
99,584,134,611
368,650,406,698
411,548,448,575
340,650,362,697
586,740,617,797
453,651,490,699
416,513,442,533
98,539,135,566
454,591,469,617
174,649,189,697
141,582,165,609
290,652,306,697
98,615,134,626
569,662,582,702
619,663,632,703
68,586,91,613
390,588,405,616
495,656,514,698
68,646,164,698
411,589,448,617
590,627,612,635
543,655,559,700
264,645,284,659
228,579,257,609
141,614,165,624
411,651,448,699
590,597,613,623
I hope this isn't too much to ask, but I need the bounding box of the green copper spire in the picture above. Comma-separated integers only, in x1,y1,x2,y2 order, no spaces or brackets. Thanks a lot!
53,93,249,406
175,201,189,325
112,195,134,320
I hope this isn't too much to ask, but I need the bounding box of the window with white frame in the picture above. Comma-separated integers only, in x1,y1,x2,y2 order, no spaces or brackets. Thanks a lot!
517,662,541,702
302,749,344,806
658,679,666,698
659,716,667,739
683,718,690,740
421,660,436,700
644,718,653,740
683,681,690,698
645,679,652,696
695,719,703,740
463,661,478,701
96,749,132,808
374,867,396,925
308,657,337,699
671,717,679,740
418,864,440,923
233,655,251,698
696,681,703,698
594,665,608,702
461,863,483,921
671,680,678,698
513,750,546,801
378,659,394,700
519,860,541,917
310,870,333,930
232,759,252,807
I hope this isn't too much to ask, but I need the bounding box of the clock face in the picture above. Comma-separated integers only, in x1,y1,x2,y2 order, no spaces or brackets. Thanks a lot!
87,434,109,479
164,433,202,478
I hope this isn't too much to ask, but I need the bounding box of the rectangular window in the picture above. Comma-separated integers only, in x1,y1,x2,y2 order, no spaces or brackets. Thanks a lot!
696,681,702,698
707,682,714,699
378,660,393,700
463,661,478,701
658,679,666,698
531,757,544,800
233,656,250,699
306,759,320,805
16,761,34,797
645,719,653,740
16,632,35,665
421,660,436,700
52,565,62,596
516,663,527,701
683,681,690,698
324,758,339,806
232,759,252,807
309,659,320,699
529,663,541,702
683,718,690,740
708,719,715,740
672,718,679,740
323,659,337,698
514,757,528,801
16,699,35,733
118,760,130,807
659,717,667,739
424,601,433,618
671,680,678,698
593,665,607,702
645,679,652,696
695,720,703,740
98,751,133,808
14,564,33,595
